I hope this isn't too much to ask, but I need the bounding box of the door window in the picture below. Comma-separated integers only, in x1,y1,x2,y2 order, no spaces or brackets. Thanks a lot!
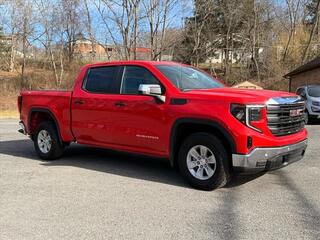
84,66,122,94
121,66,160,94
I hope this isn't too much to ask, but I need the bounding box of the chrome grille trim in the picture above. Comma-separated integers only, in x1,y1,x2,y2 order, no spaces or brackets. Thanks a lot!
266,97,305,137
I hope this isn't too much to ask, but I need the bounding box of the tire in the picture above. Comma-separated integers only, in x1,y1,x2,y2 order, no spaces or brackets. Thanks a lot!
34,121,64,160
305,111,310,125
177,132,231,191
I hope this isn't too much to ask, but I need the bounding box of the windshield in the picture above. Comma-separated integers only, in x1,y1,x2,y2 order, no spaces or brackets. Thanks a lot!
155,65,224,91
308,86,320,97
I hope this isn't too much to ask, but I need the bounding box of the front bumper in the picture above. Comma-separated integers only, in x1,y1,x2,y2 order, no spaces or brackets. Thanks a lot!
232,139,308,173
309,104,320,116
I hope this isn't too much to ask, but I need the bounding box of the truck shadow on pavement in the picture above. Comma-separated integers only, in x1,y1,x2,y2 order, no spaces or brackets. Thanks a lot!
0,139,264,189
270,171,320,239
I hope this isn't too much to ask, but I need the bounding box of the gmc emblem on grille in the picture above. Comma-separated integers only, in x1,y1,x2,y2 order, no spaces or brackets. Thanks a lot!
290,109,303,117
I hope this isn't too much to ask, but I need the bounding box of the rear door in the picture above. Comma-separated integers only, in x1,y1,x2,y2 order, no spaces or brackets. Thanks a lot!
71,65,124,145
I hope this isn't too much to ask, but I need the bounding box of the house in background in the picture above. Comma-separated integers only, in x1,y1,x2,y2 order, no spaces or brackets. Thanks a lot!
203,34,264,65
73,37,119,61
131,47,151,60
0,30,12,48
232,81,263,90
205,50,241,64
284,56,320,92
205,48,264,65
73,35,154,61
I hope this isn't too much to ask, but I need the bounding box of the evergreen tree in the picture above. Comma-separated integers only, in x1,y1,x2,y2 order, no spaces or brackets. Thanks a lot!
174,0,250,78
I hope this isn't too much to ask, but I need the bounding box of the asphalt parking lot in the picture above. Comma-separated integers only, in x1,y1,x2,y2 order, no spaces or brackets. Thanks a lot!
0,119,319,240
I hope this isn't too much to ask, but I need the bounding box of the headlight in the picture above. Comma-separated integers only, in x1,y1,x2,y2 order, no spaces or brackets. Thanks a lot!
230,104,246,123
311,106,320,112
230,104,264,132
249,107,262,121
312,101,320,106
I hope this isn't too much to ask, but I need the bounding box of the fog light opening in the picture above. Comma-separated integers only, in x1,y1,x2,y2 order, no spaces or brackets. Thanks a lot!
282,156,289,165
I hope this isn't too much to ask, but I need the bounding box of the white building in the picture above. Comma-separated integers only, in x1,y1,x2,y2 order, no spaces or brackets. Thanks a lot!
205,48,264,64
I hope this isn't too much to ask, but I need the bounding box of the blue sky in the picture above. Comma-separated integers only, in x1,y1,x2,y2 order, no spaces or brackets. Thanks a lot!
90,0,193,45
0,0,293,47
0,0,192,47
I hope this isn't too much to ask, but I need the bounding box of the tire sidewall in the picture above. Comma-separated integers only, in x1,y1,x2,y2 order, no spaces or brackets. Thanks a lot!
178,133,229,190
34,121,63,160
305,111,309,124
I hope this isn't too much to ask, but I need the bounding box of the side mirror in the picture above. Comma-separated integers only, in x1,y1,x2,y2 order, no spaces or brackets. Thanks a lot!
138,84,165,102
300,92,306,99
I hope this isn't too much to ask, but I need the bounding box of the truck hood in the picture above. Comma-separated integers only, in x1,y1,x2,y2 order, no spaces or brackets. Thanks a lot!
183,87,297,104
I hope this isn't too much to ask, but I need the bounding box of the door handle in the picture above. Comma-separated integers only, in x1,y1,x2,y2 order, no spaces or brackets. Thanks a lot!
115,101,126,107
74,99,85,105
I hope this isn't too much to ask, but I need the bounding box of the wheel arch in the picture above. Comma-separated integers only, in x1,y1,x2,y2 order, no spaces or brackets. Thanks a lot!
28,108,63,145
169,118,236,168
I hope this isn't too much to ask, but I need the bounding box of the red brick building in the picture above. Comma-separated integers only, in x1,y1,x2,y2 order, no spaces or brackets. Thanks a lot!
285,57,320,92
73,36,152,61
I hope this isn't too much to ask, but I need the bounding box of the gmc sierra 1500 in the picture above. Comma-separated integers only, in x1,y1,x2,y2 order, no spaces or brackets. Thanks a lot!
18,61,308,190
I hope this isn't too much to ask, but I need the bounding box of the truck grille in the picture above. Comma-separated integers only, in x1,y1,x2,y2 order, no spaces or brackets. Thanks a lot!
266,99,305,137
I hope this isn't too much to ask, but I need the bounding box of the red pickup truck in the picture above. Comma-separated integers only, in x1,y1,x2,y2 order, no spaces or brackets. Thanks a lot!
18,61,308,190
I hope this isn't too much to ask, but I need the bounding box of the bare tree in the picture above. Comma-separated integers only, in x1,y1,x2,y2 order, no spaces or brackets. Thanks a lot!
141,0,177,60
94,0,141,60
83,0,96,61
16,0,35,87
281,0,301,62
249,1,261,82
184,0,216,66
243,0,273,82
301,0,320,63
1,0,38,88
213,0,246,82
6,2,18,72
35,0,65,87
62,0,81,63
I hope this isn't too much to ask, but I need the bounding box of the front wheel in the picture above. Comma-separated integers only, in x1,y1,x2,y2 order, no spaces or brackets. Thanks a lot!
34,121,64,160
178,133,231,191
305,111,310,125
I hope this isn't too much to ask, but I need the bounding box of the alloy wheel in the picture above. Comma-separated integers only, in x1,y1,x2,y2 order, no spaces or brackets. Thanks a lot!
37,130,52,154
186,145,217,180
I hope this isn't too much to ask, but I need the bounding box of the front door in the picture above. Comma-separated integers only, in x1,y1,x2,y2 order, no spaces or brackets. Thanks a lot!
110,65,168,155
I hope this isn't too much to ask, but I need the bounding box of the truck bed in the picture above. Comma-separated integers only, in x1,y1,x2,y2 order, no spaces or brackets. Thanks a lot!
20,90,74,141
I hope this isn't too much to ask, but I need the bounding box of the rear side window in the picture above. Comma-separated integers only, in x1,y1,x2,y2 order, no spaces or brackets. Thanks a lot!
84,66,122,94
121,66,160,94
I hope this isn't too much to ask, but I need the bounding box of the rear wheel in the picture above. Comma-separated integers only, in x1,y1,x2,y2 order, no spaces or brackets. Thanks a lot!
34,121,64,160
178,132,231,191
